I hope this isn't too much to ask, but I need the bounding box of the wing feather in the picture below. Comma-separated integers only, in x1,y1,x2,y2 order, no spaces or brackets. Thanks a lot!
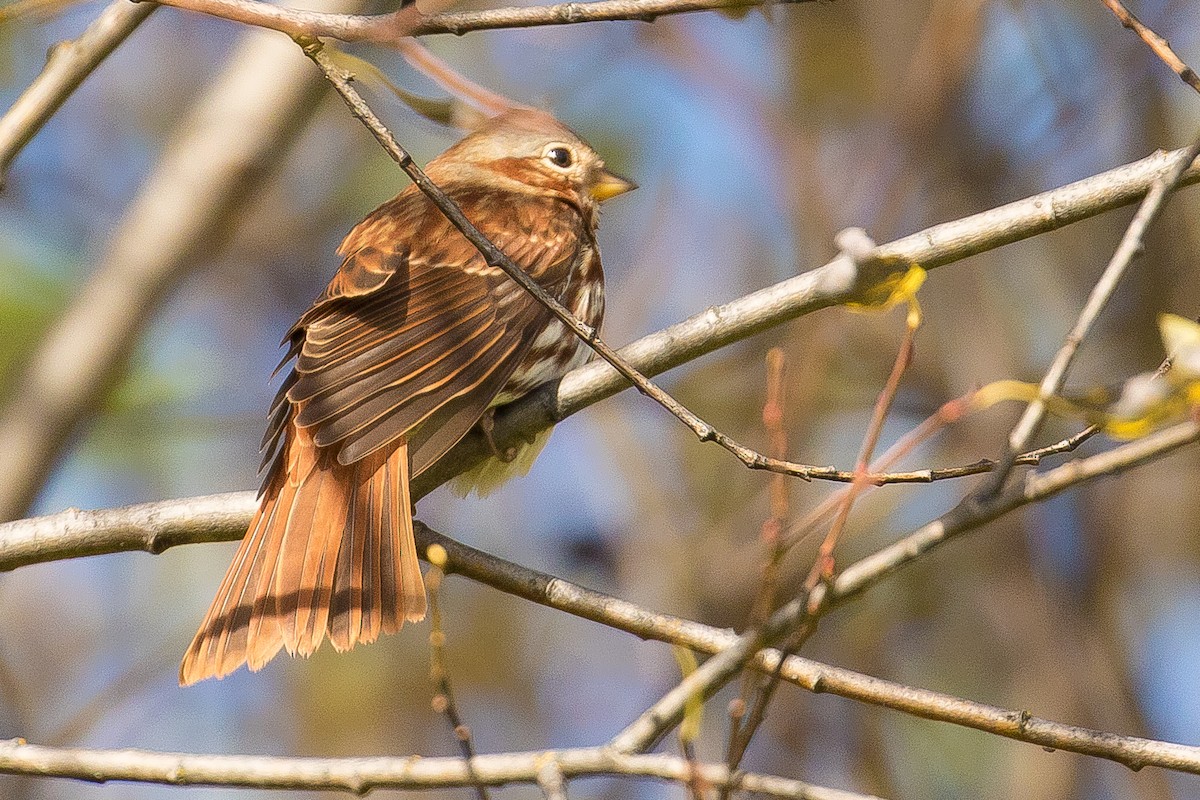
272,184,587,477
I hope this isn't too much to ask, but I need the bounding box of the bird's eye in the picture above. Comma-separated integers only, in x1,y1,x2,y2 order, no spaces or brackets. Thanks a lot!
546,147,574,169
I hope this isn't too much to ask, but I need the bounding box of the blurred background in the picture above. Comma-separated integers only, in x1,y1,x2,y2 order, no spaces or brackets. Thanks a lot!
3,0,1200,797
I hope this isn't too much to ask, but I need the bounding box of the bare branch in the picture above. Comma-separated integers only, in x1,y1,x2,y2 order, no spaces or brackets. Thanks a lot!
833,419,1200,605
424,554,490,800
977,135,1200,496
137,0,816,43
410,142,1200,497
304,38,870,490
1102,0,1200,95
0,0,155,183
0,0,368,522
0,739,877,799
312,38,1200,493
4,422,1199,773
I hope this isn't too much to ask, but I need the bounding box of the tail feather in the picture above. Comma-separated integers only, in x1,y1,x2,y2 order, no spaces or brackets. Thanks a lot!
329,458,371,651
179,423,427,686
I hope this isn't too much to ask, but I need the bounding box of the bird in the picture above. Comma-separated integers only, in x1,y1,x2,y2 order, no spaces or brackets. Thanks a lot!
180,107,635,684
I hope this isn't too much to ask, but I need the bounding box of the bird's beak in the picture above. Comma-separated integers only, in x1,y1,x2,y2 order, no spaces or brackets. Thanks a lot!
589,168,637,202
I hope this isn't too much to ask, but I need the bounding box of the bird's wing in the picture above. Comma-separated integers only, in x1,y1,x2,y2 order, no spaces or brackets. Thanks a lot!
269,187,584,473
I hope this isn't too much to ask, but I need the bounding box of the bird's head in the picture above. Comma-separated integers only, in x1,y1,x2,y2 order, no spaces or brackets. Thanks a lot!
429,108,636,213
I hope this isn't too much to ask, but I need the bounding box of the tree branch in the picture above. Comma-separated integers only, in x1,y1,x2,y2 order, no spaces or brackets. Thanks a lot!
1102,0,1200,95
410,142,1200,496
303,37,876,487
0,739,876,799
3,421,1200,774
137,0,817,43
976,135,1200,496
0,0,156,184
0,0,370,523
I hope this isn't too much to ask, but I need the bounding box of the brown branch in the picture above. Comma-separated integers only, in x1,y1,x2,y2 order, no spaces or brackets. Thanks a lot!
137,0,816,43
723,348,792,787
1102,0,1200,95
425,551,490,800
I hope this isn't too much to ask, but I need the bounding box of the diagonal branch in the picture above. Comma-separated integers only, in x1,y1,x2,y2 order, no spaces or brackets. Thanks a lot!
0,0,156,183
1102,0,1200,95
306,36,1200,493
975,135,1200,497
303,37,871,485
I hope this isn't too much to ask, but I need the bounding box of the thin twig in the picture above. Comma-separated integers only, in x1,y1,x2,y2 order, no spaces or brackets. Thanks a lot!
0,0,156,183
1101,0,1200,95
409,143,1200,498
815,306,918,578
136,0,816,43
304,36,1200,496
723,348,791,792
425,547,490,800
783,418,1101,549
725,302,921,782
975,135,1200,498
301,34,870,485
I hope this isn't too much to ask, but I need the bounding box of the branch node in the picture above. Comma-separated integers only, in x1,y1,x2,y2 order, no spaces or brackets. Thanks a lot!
292,33,324,56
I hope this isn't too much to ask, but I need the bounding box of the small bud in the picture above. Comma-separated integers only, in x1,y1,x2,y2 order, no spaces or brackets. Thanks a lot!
728,697,746,720
426,543,448,568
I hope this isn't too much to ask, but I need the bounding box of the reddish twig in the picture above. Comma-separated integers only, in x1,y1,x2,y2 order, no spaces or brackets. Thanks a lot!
812,314,917,579
721,349,790,799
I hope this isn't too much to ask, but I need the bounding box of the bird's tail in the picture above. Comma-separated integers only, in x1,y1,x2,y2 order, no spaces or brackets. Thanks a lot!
179,425,427,685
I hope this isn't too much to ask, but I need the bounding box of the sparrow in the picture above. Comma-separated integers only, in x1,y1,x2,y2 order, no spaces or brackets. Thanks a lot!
180,107,635,684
